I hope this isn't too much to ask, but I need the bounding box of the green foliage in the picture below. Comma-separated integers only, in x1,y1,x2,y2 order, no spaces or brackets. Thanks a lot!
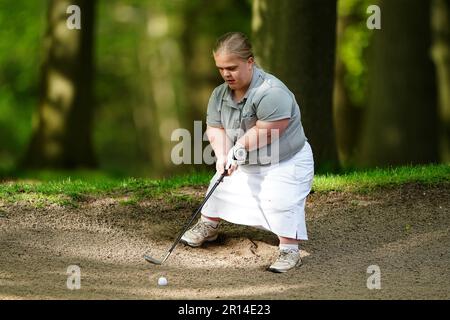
0,0,251,176
0,1,46,168
337,0,374,107
93,0,251,176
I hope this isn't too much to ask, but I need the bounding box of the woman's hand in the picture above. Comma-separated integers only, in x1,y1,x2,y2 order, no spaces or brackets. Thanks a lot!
225,143,246,175
216,154,238,176
216,155,227,175
225,151,238,175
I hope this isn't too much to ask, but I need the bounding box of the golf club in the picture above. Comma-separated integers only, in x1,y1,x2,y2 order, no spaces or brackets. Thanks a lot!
143,171,227,265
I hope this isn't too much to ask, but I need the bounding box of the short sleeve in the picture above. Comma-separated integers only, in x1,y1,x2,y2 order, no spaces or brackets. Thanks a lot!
206,88,223,127
256,87,293,121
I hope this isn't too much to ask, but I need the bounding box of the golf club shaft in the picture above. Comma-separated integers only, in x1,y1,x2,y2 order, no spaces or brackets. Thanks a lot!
162,171,227,263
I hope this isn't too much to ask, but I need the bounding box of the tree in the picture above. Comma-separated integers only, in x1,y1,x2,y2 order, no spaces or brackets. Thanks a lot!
253,0,339,172
360,0,438,167
22,0,97,169
333,0,371,169
431,0,450,162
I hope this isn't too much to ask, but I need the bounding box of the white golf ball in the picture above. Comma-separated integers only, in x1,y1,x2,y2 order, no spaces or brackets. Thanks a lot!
158,276,168,286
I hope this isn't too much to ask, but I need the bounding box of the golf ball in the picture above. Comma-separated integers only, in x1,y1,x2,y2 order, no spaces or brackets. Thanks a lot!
158,277,168,286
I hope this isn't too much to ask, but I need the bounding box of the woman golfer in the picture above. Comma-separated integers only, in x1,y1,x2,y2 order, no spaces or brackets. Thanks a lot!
181,32,314,273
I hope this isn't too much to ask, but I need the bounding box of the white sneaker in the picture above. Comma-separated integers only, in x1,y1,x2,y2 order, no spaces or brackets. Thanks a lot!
268,249,302,273
180,219,219,247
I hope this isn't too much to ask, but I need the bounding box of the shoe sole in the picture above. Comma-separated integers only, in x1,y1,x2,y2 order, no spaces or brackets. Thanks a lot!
268,261,302,273
267,267,286,273
180,234,218,248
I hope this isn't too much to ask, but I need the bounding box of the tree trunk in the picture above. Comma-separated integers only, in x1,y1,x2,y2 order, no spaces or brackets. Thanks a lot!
360,0,438,167
333,11,363,168
22,0,97,169
431,0,450,162
253,0,339,172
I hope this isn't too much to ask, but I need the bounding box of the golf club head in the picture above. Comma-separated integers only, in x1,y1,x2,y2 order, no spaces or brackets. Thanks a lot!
143,254,162,265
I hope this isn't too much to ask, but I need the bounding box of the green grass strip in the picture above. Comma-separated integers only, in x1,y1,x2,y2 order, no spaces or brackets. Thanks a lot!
0,164,448,206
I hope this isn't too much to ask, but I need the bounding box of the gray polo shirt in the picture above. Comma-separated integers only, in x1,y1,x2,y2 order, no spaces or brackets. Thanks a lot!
206,66,307,166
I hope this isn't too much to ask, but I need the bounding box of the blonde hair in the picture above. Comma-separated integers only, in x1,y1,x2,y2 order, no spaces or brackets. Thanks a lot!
213,32,254,60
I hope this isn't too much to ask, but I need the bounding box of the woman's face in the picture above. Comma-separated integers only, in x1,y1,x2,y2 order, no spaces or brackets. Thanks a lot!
213,52,254,93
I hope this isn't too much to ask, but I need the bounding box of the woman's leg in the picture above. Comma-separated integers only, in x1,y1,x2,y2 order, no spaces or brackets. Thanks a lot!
278,236,299,245
202,215,220,222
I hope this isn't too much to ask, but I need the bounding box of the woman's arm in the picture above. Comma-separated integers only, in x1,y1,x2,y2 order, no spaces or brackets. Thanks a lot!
236,118,289,151
206,125,233,173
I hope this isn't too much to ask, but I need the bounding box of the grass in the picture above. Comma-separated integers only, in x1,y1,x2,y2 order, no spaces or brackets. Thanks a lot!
0,164,448,207
0,169,213,207
313,163,450,193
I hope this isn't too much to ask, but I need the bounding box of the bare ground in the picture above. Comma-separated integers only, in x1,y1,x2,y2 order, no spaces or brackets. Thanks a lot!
0,183,449,300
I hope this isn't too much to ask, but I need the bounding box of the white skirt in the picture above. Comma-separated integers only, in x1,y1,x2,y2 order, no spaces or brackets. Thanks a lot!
201,141,314,240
